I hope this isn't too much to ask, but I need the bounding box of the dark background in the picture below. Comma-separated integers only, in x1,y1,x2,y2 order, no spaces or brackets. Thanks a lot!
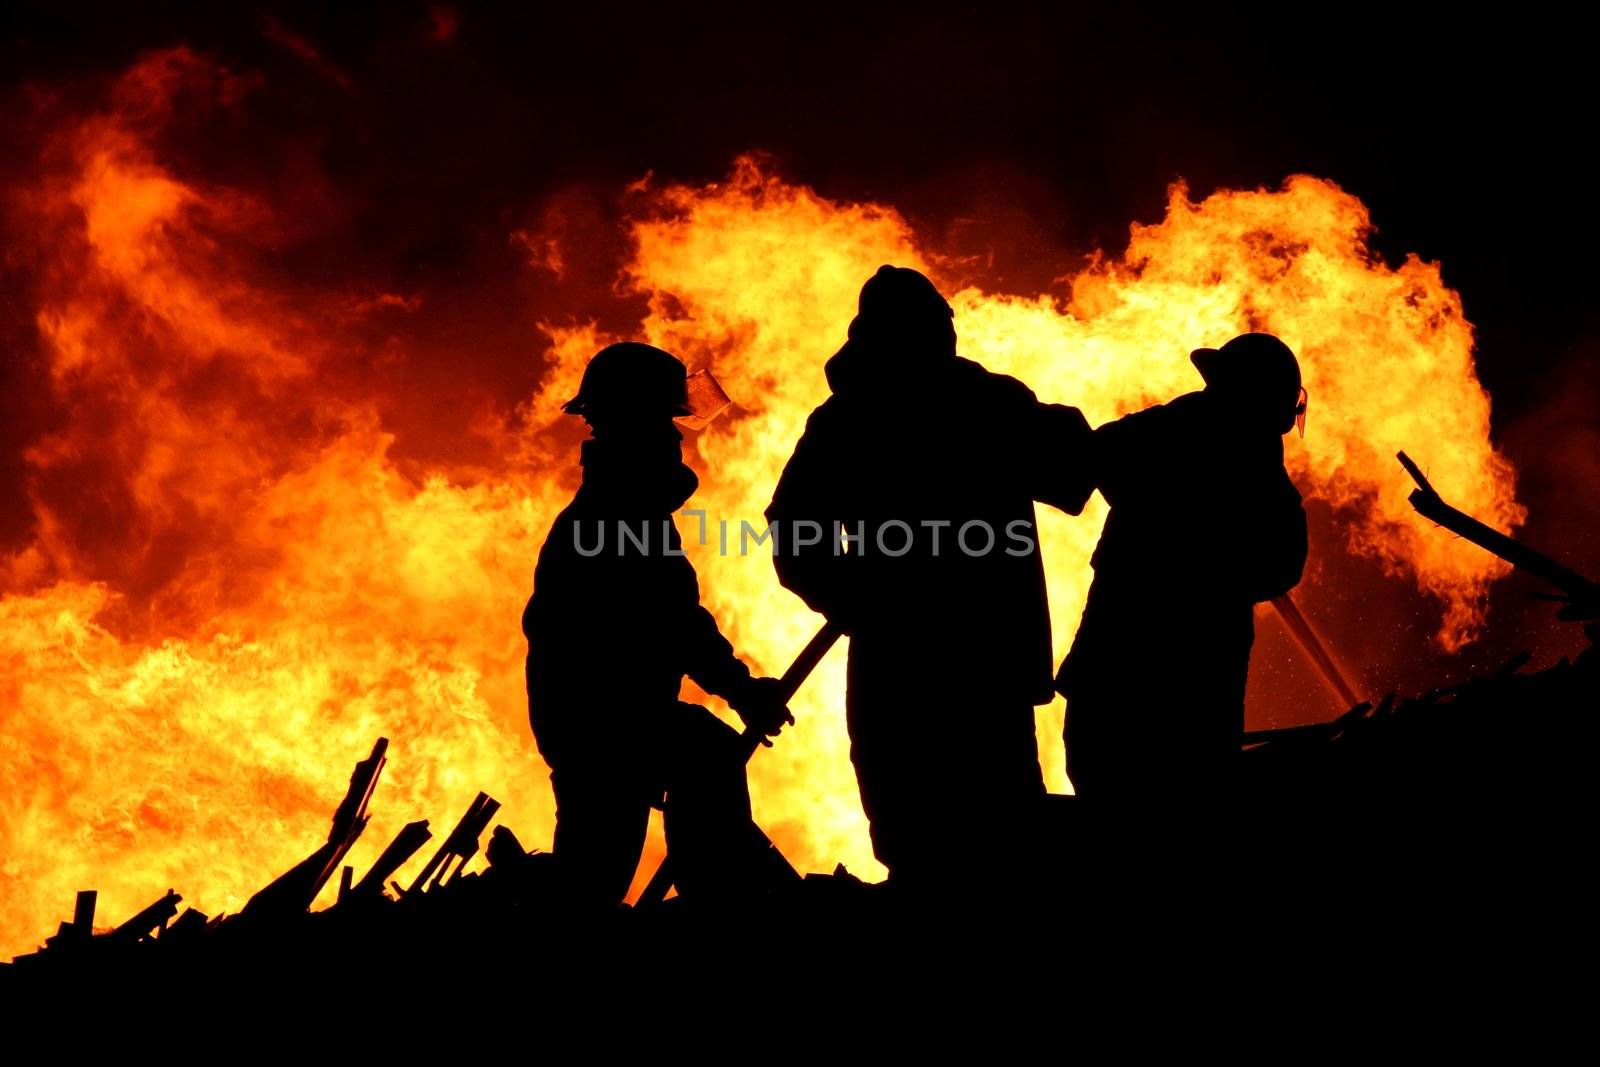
2,2,1595,701
5,4,1596,395
3,4,1587,364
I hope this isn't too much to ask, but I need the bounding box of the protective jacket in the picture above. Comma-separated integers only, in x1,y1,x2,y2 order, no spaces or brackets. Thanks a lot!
1058,390,1308,796
766,343,1092,706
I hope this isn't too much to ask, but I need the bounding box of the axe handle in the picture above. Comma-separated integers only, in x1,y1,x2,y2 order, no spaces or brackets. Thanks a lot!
738,622,844,761
776,622,845,704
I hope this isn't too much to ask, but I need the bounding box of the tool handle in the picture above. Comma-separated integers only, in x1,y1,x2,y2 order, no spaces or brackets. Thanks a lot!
775,622,844,704
739,622,844,759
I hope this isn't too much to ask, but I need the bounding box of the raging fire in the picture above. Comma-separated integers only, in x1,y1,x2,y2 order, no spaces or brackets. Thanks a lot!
0,50,1519,958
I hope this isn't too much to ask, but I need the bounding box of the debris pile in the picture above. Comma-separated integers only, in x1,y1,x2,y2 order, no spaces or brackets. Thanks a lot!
0,738,563,986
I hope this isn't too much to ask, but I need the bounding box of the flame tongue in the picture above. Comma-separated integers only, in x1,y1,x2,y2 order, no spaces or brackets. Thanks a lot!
0,52,1520,960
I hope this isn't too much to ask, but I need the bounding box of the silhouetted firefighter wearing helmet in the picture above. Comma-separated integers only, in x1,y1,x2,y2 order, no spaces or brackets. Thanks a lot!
1057,333,1309,804
766,266,1093,886
522,343,791,907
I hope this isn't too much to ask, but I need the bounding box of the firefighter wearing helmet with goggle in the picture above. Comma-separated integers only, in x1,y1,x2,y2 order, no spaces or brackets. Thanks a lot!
1056,332,1309,808
521,342,791,907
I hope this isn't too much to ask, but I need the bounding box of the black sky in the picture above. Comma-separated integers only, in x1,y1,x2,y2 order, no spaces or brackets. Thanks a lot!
6,3,1596,387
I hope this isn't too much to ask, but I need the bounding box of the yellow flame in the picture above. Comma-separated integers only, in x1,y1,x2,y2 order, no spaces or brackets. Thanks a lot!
0,57,1519,958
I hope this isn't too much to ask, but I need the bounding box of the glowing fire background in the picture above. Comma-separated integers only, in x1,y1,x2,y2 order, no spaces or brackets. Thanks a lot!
2,6,1597,958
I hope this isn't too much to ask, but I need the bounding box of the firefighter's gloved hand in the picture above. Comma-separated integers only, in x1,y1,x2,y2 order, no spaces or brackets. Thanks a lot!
728,676,794,746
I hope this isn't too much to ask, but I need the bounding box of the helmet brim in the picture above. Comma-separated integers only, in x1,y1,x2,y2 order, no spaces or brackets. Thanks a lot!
1190,347,1221,384
561,395,694,418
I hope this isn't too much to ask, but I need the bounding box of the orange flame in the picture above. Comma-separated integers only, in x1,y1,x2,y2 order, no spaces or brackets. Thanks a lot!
0,52,1519,958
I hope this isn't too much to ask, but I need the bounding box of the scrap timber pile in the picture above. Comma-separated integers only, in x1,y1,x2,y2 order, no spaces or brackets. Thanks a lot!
1239,455,1599,874
1244,625,1598,808
0,737,876,995
0,738,567,988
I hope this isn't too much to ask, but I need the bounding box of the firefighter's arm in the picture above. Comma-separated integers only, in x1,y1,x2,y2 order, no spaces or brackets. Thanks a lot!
1244,471,1308,601
1086,405,1164,508
985,374,1095,515
1025,401,1096,515
764,410,859,629
681,601,792,740
1228,444,1309,601
673,546,752,699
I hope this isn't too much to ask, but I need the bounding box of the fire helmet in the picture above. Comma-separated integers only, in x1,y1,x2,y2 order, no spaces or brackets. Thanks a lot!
1190,333,1308,436
847,265,957,355
563,342,731,427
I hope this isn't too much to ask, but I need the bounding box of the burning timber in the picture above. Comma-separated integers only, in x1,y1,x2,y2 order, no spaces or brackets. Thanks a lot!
2,453,1596,993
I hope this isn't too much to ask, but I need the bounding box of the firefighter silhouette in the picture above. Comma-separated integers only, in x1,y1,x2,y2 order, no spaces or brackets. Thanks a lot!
766,266,1094,884
1057,332,1309,802
522,343,791,906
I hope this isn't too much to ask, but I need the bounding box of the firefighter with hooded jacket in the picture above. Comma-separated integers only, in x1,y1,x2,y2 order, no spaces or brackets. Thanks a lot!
1057,332,1309,803
765,266,1094,885
523,343,789,907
